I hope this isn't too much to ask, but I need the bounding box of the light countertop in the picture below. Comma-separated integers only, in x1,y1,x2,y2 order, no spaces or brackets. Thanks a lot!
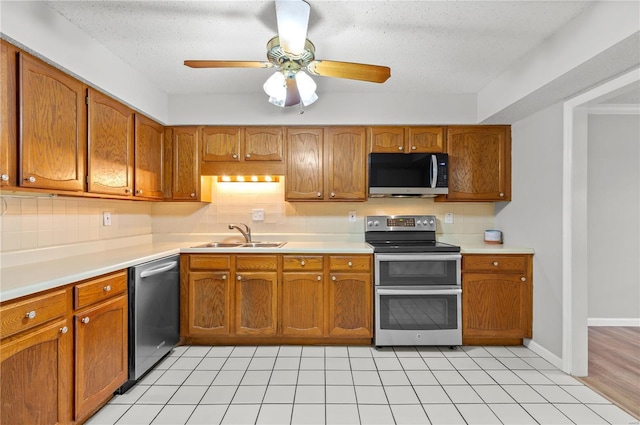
1,239,532,303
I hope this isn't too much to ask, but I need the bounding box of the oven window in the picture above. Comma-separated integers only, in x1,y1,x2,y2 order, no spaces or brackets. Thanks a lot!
378,258,458,286
378,294,458,330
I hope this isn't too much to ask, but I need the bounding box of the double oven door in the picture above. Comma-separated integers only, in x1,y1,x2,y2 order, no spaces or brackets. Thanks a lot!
374,253,462,346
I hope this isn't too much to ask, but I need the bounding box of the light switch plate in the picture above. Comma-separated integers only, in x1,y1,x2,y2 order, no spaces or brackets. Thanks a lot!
252,209,265,221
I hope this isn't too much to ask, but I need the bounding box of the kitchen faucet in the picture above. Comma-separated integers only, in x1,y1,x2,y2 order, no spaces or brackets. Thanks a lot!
228,223,251,242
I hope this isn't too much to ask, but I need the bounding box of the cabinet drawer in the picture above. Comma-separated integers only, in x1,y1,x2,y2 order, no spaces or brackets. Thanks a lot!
74,271,127,310
463,255,528,273
283,255,324,271
189,255,231,271
236,255,278,271
329,255,371,272
1,289,68,339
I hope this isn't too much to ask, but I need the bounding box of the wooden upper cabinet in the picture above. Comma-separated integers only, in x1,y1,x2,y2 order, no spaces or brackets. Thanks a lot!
369,126,446,153
169,126,203,201
285,127,324,200
87,88,135,196
134,114,164,200
1,41,17,187
201,126,284,162
244,127,284,161
444,126,511,201
202,126,241,162
326,126,367,200
19,53,86,192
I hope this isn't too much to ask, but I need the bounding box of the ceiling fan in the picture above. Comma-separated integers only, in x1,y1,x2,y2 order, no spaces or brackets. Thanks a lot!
184,0,391,108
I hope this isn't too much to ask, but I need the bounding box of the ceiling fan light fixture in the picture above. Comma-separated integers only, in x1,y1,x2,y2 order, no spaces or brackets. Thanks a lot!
295,71,318,106
275,0,310,55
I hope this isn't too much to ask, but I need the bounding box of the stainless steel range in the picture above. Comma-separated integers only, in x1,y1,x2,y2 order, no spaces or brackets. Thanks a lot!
365,215,462,347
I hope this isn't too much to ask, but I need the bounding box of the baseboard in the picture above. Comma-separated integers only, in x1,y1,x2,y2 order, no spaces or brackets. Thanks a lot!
523,339,563,370
588,318,640,327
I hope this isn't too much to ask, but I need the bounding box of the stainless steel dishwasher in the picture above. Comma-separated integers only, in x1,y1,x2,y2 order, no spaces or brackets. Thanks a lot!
118,255,180,393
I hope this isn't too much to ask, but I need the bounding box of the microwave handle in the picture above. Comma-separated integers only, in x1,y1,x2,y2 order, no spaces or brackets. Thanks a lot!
431,154,437,188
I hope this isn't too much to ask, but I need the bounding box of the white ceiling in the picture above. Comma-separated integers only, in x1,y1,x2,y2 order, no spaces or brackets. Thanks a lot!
44,0,594,98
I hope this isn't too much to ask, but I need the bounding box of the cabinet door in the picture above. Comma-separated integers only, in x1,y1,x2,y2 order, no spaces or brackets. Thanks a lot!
326,127,367,200
369,127,406,153
1,318,72,425
281,272,324,337
87,88,135,196
188,271,232,336
445,126,511,201
462,273,532,340
134,114,164,199
19,53,86,191
74,295,127,422
202,126,241,162
244,126,284,161
285,128,324,200
172,126,201,200
327,273,372,337
235,272,278,336
1,41,17,187
408,127,446,153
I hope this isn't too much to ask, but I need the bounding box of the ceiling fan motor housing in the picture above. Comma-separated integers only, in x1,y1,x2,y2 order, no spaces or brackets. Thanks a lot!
267,36,315,76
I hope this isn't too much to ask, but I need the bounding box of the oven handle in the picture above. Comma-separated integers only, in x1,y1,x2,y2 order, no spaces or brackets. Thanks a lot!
376,288,462,296
374,253,461,262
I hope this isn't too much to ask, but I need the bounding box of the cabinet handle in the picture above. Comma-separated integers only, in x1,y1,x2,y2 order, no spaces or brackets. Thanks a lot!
316,192,322,197
300,260,306,266
245,154,251,158
81,317,90,324
25,176,36,183
237,275,242,281
330,192,335,198
1,174,8,181
25,310,36,319
59,326,68,334
493,261,499,266
521,277,527,282
317,276,321,281
103,285,111,292
332,276,337,281
190,193,196,198
499,192,505,197
398,146,403,151
232,154,238,159
348,261,353,267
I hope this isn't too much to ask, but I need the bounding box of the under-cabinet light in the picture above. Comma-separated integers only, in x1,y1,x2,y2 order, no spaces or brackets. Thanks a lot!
217,176,280,183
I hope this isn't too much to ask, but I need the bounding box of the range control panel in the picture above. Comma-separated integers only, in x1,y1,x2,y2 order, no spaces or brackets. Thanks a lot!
365,215,437,232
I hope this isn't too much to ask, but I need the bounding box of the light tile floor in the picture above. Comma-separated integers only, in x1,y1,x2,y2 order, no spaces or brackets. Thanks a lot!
86,345,637,425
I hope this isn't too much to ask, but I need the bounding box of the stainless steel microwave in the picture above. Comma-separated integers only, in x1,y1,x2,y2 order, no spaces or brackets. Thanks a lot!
368,153,449,197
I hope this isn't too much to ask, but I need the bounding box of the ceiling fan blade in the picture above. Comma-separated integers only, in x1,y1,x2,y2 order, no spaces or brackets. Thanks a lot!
307,60,391,83
285,77,302,106
184,60,273,69
275,0,310,55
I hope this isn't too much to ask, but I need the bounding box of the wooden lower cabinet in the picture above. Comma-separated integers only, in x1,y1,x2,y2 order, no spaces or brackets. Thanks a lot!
74,294,128,422
0,318,73,425
281,272,324,337
235,272,278,336
462,254,533,345
327,272,373,338
188,271,232,336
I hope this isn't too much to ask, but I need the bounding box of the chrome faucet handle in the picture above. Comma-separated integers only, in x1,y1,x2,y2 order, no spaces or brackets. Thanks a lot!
228,223,252,242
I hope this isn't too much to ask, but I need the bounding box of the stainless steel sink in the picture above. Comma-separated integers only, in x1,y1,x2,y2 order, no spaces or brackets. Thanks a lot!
194,242,244,248
240,242,287,248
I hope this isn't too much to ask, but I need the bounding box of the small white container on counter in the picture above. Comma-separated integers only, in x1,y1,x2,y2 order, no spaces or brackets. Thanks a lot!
484,229,503,244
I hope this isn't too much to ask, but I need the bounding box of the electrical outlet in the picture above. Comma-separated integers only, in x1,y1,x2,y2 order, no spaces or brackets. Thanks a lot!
445,213,454,224
252,208,265,221
103,211,112,226
348,211,357,223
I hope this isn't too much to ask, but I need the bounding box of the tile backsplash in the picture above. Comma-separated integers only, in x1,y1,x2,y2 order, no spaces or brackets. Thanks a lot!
0,179,494,253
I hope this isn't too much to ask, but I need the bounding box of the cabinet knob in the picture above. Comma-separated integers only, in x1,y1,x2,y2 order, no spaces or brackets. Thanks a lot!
411,146,417,150
25,310,36,319
237,275,242,281
348,261,353,267
499,192,505,197
330,192,335,198
317,276,321,281
493,261,499,266
222,275,227,280
103,285,111,292
25,176,36,183
398,146,403,151
332,276,337,281
136,189,143,194
81,317,90,324
1,174,8,181
59,326,68,334
190,193,196,198
245,154,251,158
300,260,306,266
124,188,131,194
521,277,527,282
232,154,238,159
316,192,322,197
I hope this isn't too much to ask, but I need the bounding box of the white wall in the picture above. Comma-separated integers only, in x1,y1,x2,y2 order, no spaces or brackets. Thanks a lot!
587,113,640,322
495,103,565,359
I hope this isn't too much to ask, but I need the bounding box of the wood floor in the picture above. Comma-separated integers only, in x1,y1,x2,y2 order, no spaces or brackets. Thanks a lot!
577,326,640,419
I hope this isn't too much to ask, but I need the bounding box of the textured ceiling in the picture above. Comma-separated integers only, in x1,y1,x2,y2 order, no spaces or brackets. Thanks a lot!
44,0,594,97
